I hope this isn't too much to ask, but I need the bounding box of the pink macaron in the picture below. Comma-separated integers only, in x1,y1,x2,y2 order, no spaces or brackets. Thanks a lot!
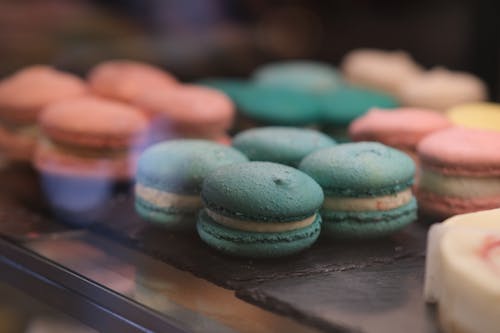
134,84,234,141
88,60,178,103
349,108,452,160
0,65,87,161
417,127,500,218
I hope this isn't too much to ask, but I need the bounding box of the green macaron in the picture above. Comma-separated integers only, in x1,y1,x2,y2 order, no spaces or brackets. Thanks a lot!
299,142,417,238
197,162,323,258
320,86,398,142
235,85,321,126
196,78,250,101
232,127,336,167
252,61,342,94
135,140,248,230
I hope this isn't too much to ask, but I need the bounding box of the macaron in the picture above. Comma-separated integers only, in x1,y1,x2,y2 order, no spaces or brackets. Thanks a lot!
232,127,336,167
341,49,423,96
134,84,234,141
34,96,148,223
299,142,417,238
398,67,487,111
88,60,177,103
417,127,500,218
320,86,399,141
252,60,342,93
235,85,321,127
349,108,451,160
0,65,87,161
197,162,323,257
135,140,248,230
197,78,250,102
446,102,500,131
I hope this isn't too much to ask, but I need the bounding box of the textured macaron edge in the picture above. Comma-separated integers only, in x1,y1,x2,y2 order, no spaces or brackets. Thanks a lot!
197,210,321,257
320,198,417,238
135,196,198,230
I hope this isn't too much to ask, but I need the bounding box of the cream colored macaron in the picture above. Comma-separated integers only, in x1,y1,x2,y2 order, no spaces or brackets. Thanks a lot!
399,67,487,111
340,49,423,96
447,102,500,131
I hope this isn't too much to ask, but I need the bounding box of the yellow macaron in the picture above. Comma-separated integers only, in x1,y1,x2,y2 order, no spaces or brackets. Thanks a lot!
447,102,500,131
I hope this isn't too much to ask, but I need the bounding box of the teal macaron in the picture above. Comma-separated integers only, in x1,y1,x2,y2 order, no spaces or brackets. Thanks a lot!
135,140,248,230
252,61,342,94
196,78,250,101
197,162,323,258
235,85,321,126
232,127,336,167
299,142,417,238
320,86,398,141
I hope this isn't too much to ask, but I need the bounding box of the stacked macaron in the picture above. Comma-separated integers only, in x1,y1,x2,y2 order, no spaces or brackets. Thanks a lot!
135,140,248,230
424,208,500,333
341,49,423,96
0,66,87,161
35,96,148,221
300,142,417,238
198,162,323,257
349,108,451,161
417,127,500,218
134,84,234,144
88,60,178,103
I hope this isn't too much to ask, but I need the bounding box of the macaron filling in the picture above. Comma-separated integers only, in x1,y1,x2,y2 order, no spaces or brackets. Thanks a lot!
420,170,500,199
135,183,202,210
323,189,413,212
40,138,135,158
205,208,317,233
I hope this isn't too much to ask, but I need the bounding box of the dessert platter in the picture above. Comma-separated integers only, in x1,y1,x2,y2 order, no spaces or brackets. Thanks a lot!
0,50,499,333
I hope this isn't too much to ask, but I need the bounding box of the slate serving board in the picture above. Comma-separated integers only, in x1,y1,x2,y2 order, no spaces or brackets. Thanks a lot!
0,165,439,332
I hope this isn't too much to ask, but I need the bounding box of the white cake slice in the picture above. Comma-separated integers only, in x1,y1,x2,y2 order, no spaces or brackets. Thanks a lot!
424,208,500,333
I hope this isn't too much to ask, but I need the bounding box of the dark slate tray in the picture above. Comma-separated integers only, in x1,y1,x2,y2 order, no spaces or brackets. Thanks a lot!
0,165,438,332
237,256,439,333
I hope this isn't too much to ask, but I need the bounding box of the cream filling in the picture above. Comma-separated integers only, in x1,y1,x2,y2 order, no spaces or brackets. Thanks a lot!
206,209,316,233
420,170,500,198
135,183,202,209
323,189,412,212
41,138,131,158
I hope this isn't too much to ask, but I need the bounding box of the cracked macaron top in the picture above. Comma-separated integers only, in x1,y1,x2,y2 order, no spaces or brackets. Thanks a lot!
136,140,248,195
201,161,324,222
299,142,415,197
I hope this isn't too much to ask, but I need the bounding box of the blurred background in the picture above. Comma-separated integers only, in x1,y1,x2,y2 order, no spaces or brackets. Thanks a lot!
0,0,498,99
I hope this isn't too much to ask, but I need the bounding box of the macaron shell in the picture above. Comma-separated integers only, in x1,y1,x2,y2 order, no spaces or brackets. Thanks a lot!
197,210,321,258
202,162,324,221
0,65,87,124
446,103,500,131
235,86,321,126
253,61,342,93
417,128,500,176
232,127,336,167
321,199,417,238
136,140,248,194
88,60,177,102
320,86,399,126
349,108,451,149
135,196,197,230
135,85,234,133
40,96,149,149
398,68,487,110
299,142,415,196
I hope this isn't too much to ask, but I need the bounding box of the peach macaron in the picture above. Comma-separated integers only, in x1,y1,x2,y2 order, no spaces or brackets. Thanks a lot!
349,108,451,160
88,60,178,103
398,68,487,111
34,96,149,223
135,84,234,141
0,65,87,161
